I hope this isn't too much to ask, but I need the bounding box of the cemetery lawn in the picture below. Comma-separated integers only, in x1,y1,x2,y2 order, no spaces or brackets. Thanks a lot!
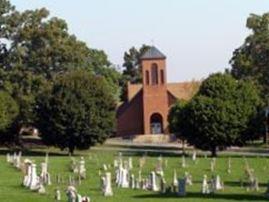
0,148,268,202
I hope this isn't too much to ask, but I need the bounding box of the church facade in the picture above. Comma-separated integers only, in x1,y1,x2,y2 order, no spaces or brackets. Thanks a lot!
116,46,199,138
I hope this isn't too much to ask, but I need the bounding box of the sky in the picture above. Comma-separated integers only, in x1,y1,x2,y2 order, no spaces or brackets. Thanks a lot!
10,0,269,82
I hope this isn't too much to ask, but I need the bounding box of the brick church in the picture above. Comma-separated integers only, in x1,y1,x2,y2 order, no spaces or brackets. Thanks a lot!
116,46,199,139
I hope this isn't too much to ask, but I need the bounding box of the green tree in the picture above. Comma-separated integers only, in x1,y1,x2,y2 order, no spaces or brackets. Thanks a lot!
120,45,150,101
0,0,121,137
0,91,19,144
36,70,116,154
122,45,150,83
0,68,48,125
230,12,269,101
168,100,189,154
88,49,122,102
169,73,261,156
1,1,120,82
168,100,188,136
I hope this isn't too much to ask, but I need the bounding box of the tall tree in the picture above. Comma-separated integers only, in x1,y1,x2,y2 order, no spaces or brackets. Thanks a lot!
169,73,261,156
122,44,150,83
0,91,19,144
0,0,121,135
36,70,116,154
230,12,269,101
120,45,150,101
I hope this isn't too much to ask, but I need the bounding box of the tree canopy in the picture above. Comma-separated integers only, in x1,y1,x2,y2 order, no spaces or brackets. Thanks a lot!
0,0,121,143
1,5,90,78
230,12,269,102
36,70,116,154
0,91,18,131
169,73,262,156
0,68,48,126
0,91,19,143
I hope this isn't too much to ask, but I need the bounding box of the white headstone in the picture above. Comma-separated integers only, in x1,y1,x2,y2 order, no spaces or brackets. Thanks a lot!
15,152,22,169
104,172,113,196
173,170,178,187
182,156,186,168
202,175,210,194
214,175,223,190
227,158,231,174
149,171,158,191
55,188,61,201
38,184,46,194
6,153,11,163
23,162,32,187
119,168,129,188
192,151,197,162
210,158,216,172
29,164,40,190
113,159,118,168
115,164,123,185
184,172,192,186
128,157,133,170
79,157,86,179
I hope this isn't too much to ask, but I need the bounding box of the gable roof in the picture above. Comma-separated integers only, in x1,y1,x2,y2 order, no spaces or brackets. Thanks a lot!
167,82,200,101
140,46,166,60
126,81,200,102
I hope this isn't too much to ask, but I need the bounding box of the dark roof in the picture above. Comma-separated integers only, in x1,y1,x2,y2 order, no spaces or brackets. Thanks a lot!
140,46,166,60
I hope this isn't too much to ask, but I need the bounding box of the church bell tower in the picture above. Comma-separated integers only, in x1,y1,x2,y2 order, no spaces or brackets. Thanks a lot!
140,46,169,135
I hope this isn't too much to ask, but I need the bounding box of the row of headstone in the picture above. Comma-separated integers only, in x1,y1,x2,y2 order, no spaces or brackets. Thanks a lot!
115,164,129,188
202,174,224,194
6,152,52,195
7,152,22,170
22,160,46,194
70,157,86,179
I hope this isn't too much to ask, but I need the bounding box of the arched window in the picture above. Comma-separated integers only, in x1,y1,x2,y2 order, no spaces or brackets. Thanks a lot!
160,69,164,84
145,70,149,85
151,63,158,85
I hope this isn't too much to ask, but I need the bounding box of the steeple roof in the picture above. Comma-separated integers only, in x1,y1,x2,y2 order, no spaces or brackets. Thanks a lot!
140,46,166,60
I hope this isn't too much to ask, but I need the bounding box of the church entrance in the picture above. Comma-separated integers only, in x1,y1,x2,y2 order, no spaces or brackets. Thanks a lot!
150,113,163,134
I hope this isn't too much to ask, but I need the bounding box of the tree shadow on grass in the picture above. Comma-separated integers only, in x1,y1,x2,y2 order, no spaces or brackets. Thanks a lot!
225,181,267,188
133,192,268,201
120,150,269,158
121,151,183,158
0,148,69,157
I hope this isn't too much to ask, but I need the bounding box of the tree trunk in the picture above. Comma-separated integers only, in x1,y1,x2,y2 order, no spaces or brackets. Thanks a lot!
211,146,217,157
263,124,267,144
69,145,75,156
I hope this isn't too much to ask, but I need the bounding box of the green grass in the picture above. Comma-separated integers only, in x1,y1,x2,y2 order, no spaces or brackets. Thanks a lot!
0,148,268,202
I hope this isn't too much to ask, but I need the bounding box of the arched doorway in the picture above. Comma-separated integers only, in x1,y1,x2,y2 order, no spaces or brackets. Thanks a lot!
150,113,163,134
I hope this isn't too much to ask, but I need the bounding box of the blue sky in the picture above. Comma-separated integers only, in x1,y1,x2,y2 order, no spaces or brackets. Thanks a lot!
11,0,269,82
